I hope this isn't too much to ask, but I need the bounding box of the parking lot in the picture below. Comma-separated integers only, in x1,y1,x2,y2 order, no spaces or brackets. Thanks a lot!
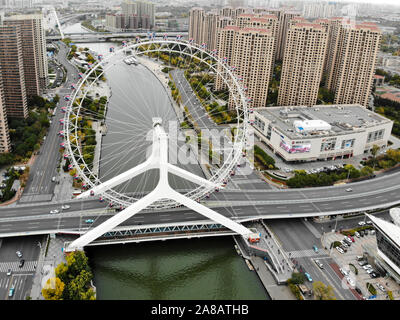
322,229,400,300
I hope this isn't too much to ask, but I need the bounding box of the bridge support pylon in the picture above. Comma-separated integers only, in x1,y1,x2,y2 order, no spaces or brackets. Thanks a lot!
65,118,253,252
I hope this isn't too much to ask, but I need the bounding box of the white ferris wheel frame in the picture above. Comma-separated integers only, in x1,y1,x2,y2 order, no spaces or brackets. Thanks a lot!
63,39,250,209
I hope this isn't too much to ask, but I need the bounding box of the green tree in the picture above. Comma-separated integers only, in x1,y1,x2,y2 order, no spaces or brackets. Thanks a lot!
313,281,336,300
371,145,380,169
360,166,374,177
42,277,65,300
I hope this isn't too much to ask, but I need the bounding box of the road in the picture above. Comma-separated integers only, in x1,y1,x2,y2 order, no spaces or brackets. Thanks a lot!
0,236,42,300
266,218,357,300
20,41,79,203
0,168,399,236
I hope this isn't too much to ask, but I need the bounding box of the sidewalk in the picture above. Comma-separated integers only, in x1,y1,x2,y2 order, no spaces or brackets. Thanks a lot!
30,235,71,300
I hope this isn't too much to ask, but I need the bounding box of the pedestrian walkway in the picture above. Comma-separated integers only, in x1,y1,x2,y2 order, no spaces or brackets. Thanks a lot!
0,260,37,273
287,249,329,259
30,235,72,300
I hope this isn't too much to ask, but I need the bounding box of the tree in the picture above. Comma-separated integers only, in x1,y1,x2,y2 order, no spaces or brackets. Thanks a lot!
288,272,305,285
360,166,374,177
42,277,65,300
312,281,336,300
371,145,380,169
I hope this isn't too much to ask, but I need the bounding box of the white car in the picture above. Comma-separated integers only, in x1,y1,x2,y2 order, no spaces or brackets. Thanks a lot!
358,221,366,226
355,231,361,238
61,205,70,210
339,268,349,276
315,260,324,269
336,246,345,254
377,284,386,292
345,188,353,192
16,251,22,258
346,276,355,287
50,209,60,214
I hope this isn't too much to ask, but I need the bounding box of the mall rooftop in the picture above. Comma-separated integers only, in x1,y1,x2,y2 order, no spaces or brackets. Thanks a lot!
254,104,391,140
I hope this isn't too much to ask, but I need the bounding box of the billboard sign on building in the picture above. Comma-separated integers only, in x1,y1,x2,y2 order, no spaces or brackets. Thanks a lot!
280,140,311,154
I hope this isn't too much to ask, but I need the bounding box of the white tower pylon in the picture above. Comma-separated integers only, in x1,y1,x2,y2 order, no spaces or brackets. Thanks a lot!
66,118,253,252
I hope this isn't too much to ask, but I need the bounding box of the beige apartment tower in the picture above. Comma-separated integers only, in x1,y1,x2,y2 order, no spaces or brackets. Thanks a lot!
3,17,40,97
4,14,48,92
0,25,28,119
214,25,239,92
228,28,275,109
189,8,205,45
278,23,328,106
325,22,381,107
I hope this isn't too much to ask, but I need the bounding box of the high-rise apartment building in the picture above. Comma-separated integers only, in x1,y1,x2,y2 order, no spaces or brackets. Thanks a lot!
325,21,381,107
278,23,328,106
121,0,154,28
276,10,301,61
214,25,274,109
189,7,205,45
0,25,28,119
228,28,275,109
4,14,48,92
202,11,220,51
214,25,238,92
3,17,40,97
0,73,11,153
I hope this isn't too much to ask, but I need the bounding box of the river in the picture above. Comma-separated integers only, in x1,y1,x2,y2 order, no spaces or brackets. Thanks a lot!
61,22,269,300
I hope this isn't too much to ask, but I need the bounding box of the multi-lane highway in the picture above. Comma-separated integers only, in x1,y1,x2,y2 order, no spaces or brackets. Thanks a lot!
0,168,399,237
20,41,79,203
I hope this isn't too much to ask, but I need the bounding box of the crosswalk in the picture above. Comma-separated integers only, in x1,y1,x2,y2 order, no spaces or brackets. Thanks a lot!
0,260,37,273
287,249,329,259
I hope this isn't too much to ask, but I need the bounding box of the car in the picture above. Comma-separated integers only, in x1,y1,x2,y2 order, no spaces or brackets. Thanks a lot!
359,230,365,237
340,241,349,248
343,238,352,245
16,251,22,258
355,287,362,294
358,260,368,266
336,246,344,254
345,188,353,192
355,231,360,238
366,269,374,274
370,230,376,235
340,246,348,252
339,268,349,276
85,219,94,224
370,272,379,278
377,284,386,292
8,287,15,297
50,209,60,214
358,221,366,226
313,245,319,253
6,269,11,276
366,220,372,225
304,272,313,282
348,235,355,242
315,260,324,269
364,230,369,236
356,255,364,261
19,259,25,268
346,276,355,287
61,205,70,210
51,176,56,182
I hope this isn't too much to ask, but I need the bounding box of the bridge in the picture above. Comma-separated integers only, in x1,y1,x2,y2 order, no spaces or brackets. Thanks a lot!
46,31,188,42
0,170,399,244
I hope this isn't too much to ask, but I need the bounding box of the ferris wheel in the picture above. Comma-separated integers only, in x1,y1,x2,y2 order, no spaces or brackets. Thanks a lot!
63,38,251,211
